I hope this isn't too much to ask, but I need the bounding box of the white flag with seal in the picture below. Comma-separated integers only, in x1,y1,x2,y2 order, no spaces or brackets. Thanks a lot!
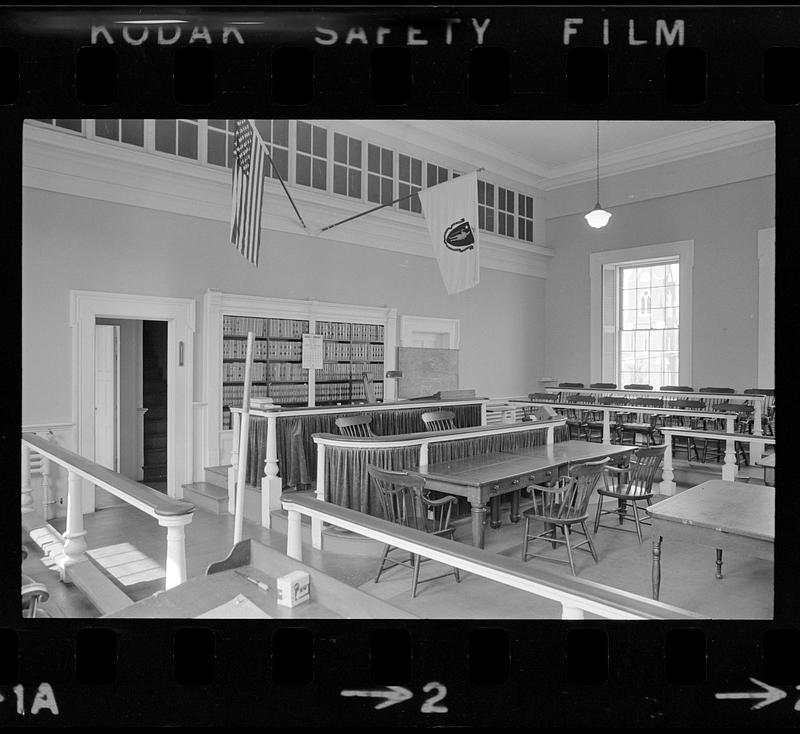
418,171,480,294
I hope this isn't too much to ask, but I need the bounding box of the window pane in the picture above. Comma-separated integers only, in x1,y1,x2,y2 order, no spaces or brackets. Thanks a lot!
411,158,422,183
486,209,494,231
477,179,485,202
95,118,119,140
410,194,421,213
622,269,636,288
637,268,651,288
485,183,494,205
651,308,665,329
273,148,289,179
622,290,635,310
254,120,270,142
121,119,144,146
649,355,663,374
664,330,678,351
622,310,635,330
381,148,392,174
636,311,651,329
313,125,326,157
155,119,175,154
368,144,379,172
650,330,664,350
178,121,197,159
273,119,289,146
349,137,361,166
368,173,380,202
633,331,647,351
620,332,634,351
651,286,665,308
665,285,677,307
651,265,665,286
381,177,392,203
666,262,679,284
478,208,485,229
333,164,347,195
349,169,361,198
296,154,311,186
208,129,226,166
209,119,226,131
334,132,347,163
498,217,506,236
296,121,311,153
665,308,678,328
312,158,326,189
399,153,409,179
56,119,82,132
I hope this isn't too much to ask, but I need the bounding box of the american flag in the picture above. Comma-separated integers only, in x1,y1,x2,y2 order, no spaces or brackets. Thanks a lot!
230,119,267,265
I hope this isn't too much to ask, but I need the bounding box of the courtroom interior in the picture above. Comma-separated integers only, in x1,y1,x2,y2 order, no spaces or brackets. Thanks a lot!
20,118,775,620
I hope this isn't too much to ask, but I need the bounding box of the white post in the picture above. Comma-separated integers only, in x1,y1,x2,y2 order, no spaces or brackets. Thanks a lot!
546,425,554,445
561,605,585,620
750,398,764,464
723,417,738,481
59,469,88,581
480,400,488,426
228,410,241,515
261,410,282,530
312,442,325,549
21,442,34,516
41,458,53,521
660,434,676,495
233,332,255,545
419,441,429,469
287,509,303,560
158,514,193,589
602,409,611,444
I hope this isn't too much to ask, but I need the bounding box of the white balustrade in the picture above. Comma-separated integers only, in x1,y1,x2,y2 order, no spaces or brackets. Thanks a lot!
262,410,282,529
158,514,193,589
59,469,88,580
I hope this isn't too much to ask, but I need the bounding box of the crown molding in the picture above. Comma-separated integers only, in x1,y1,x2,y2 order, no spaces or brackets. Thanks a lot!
540,121,775,191
23,124,554,280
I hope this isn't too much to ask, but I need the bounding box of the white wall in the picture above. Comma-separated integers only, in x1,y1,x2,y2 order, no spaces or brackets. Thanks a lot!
22,189,547,432
544,175,775,391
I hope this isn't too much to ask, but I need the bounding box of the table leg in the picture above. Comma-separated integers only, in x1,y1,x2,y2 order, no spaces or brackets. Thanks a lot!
715,548,723,579
470,503,488,549
510,491,521,523
651,535,662,600
490,497,502,529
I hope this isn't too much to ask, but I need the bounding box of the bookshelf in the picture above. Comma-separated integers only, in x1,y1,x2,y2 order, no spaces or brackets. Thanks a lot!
314,321,385,406
204,291,398,467
221,316,310,428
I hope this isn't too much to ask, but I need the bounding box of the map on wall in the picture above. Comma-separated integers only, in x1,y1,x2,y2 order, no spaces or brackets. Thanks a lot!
397,347,459,399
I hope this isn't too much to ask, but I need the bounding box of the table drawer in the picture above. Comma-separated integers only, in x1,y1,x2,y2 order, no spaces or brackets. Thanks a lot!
485,469,556,497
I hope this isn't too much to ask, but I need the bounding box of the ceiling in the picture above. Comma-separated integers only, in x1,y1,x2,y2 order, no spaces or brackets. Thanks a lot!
398,119,775,189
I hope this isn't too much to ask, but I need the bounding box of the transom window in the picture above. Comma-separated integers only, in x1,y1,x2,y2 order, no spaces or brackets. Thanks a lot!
95,119,145,148
367,143,394,205
478,180,495,232
154,119,199,160
517,193,534,242
333,132,362,198
617,260,680,390
497,186,515,237
254,119,290,180
295,121,327,190
427,163,448,187
398,154,422,213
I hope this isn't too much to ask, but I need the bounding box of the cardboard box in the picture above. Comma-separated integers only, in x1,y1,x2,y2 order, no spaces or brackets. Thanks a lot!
276,570,310,607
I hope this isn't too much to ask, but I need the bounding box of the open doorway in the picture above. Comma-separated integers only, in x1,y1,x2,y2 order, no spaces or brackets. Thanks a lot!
94,318,168,502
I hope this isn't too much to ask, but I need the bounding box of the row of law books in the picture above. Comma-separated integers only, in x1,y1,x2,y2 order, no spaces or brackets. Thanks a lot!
315,321,351,340
223,361,268,383
349,362,383,380
223,339,271,360
268,340,303,360
351,323,384,342
222,384,270,408
315,382,353,403
268,362,307,382
268,384,308,404
351,381,384,401
351,343,384,362
222,315,268,337
268,319,309,338
316,362,351,381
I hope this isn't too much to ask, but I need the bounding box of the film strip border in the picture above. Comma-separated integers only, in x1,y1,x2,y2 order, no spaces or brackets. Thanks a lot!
1,623,799,726
0,8,797,112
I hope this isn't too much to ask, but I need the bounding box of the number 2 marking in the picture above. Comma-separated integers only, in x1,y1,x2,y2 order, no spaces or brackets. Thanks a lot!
420,681,448,714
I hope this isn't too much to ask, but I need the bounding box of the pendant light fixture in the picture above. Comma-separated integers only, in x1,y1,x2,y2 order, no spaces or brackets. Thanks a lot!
584,120,612,229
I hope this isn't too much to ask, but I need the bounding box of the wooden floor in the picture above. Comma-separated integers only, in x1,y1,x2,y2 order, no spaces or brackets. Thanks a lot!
34,461,774,620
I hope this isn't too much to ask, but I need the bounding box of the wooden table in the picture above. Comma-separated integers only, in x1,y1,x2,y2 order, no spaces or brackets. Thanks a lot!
647,480,774,601
755,452,775,486
104,538,416,619
409,441,636,549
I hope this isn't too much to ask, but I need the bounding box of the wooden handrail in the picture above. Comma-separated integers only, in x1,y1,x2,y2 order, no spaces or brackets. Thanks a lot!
231,397,488,419
22,433,195,594
281,491,705,621
22,432,194,518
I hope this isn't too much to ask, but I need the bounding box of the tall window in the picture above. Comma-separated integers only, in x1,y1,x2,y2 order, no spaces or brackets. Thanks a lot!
398,154,422,213
367,143,394,205
333,132,362,198
617,260,680,390
295,121,326,189
95,119,145,148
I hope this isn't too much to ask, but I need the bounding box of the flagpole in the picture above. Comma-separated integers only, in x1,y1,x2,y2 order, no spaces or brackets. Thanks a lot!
248,119,307,230
319,167,485,234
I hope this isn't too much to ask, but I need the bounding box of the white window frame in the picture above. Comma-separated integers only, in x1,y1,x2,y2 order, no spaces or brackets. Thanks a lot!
589,241,694,386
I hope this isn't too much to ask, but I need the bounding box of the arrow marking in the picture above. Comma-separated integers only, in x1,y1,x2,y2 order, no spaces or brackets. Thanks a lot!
715,677,787,710
341,686,413,710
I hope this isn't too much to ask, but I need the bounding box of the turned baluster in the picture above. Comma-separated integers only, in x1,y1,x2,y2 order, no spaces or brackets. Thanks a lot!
158,514,193,589
262,411,281,529
59,470,88,581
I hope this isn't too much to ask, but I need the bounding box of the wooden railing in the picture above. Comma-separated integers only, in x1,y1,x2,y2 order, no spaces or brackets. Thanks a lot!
658,427,776,492
308,417,567,549
281,492,706,621
22,433,195,603
229,398,489,528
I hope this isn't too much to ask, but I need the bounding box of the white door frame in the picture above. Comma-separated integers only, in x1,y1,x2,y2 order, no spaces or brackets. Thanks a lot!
71,290,195,508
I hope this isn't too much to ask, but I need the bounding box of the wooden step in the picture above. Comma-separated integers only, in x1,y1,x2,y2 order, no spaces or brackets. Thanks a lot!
182,482,228,515
204,464,230,490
